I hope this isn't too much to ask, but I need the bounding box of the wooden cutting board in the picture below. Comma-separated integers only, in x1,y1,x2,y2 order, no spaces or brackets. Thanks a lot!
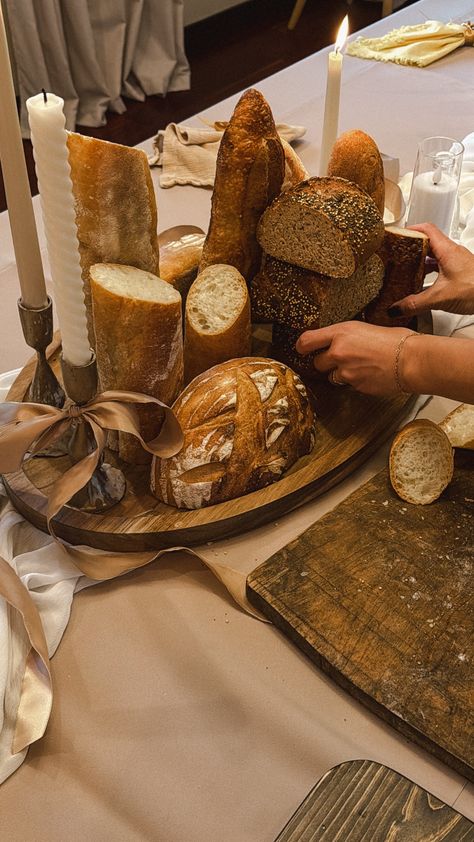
247,450,474,781
275,759,473,841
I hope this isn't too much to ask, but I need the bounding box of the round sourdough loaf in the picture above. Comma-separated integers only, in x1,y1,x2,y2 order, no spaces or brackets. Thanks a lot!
327,129,385,214
389,419,454,505
151,357,316,509
257,176,385,278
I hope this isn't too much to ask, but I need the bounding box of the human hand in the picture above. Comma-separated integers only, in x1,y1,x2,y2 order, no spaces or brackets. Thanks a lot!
387,223,474,317
295,321,414,397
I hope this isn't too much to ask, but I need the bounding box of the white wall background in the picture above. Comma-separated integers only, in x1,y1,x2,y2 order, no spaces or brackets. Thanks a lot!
184,0,245,26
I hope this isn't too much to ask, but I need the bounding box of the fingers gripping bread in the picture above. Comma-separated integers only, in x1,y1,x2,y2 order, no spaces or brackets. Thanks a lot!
365,226,429,327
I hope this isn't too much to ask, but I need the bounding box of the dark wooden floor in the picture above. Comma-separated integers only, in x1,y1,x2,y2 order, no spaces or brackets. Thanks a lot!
0,0,414,214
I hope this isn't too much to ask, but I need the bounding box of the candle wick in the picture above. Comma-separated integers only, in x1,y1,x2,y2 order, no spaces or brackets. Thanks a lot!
41,89,47,104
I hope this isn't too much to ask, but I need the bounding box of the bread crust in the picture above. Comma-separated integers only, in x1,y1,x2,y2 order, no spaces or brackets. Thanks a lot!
151,357,316,509
327,129,385,214
389,419,454,505
257,177,385,278
67,133,160,345
90,264,183,464
199,89,285,283
365,226,429,327
439,403,474,450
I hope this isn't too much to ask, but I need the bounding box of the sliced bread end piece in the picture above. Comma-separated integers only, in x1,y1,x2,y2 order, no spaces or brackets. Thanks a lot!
439,403,474,450
389,419,454,505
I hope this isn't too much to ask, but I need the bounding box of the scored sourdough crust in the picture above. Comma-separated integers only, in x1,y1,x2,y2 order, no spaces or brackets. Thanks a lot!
151,357,316,509
68,133,160,345
389,419,454,505
257,176,385,278
365,226,429,327
439,403,474,450
327,129,385,214
251,252,384,329
90,263,183,464
184,264,251,383
199,88,285,283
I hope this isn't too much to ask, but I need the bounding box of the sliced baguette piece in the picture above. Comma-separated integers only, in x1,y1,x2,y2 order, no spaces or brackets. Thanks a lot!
199,88,285,283
389,419,454,505
365,226,429,327
257,176,385,278
251,253,384,329
327,129,385,214
67,133,160,346
184,264,251,383
90,263,183,464
439,403,474,450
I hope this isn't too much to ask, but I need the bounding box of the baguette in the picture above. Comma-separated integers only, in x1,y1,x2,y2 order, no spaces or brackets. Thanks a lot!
151,357,315,509
281,138,309,191
199,88,285,283
365,226,429,327
184,264,251,382
67,133,160,344
327,129,385,214
257,177,384,278
439,403,474,450
159,229,205,304
90,263,183,464
251,253,384,329
389,419,454,505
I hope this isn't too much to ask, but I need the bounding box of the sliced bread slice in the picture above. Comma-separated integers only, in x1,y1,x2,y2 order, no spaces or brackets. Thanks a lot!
365,226,429,327
389,419,454,505
439,403,474,450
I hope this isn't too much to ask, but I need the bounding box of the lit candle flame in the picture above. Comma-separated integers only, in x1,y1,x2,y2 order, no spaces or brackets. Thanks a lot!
335,15,349,53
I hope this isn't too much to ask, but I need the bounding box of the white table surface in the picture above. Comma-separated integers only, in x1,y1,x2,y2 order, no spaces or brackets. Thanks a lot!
0,1,473,838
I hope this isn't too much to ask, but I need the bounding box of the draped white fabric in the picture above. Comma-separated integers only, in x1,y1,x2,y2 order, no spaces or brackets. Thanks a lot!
3,0,190,136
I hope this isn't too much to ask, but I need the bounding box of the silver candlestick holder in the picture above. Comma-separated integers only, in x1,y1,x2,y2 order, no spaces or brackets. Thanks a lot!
60,353,126,512
18,297,65,407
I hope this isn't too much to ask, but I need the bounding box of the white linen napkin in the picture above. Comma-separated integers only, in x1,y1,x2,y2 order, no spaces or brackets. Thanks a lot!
149,121,306,188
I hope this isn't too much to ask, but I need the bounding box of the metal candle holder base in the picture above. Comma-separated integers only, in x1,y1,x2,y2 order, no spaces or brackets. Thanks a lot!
60,354,126,513
18,297,65,407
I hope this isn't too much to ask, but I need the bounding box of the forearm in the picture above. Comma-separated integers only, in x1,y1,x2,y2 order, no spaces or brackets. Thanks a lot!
402,335,474,403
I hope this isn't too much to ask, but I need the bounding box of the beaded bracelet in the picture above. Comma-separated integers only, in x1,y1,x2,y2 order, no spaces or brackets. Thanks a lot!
394,332,420,393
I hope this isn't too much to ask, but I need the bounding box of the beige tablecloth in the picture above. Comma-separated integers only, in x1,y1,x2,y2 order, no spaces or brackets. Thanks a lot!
1,0,474,838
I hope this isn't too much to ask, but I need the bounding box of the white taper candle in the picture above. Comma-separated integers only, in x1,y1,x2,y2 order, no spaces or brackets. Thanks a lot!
319,16,349,178
26,93,91,366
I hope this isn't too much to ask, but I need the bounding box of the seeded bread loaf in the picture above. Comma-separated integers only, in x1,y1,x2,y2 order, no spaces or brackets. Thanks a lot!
67,133,160,345
365,226,429,327
90,263,183,464
151,357,315,509
199,89,285,283
251,252,384,329
184,264,251,383
389,419,454,504
271,323,318,377
257,177,384,279
327,129,385,214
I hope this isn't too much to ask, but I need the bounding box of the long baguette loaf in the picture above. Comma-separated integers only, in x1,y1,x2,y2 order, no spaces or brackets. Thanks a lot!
184,264,251,383
199,88,285,283
67,133,160,344
90,263,183,464
151,357,316,509
364,226,429,327
257,176,385,278
251,252,384,329
327,129,385,214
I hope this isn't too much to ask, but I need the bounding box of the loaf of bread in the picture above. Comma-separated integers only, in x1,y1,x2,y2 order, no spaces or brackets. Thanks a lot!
90,263,183,464
184,264,251,383
271,323,318,377
327,129,385,214
364,226,429,327
389,419,454,505
257,177,385,278
159,228,205,305
67,133,160,344
281,138,309,191
151,357,316,509
251,253,384,329
199,88,285,283
439,403,474,450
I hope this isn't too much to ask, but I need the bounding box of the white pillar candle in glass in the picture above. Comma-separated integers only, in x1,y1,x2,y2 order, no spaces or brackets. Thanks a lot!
319,15,349,178
406,136,464,236
0,5,47,309
26,92,91,366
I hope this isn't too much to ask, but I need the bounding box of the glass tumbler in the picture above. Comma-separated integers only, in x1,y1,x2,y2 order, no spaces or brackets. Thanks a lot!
406,136,464,235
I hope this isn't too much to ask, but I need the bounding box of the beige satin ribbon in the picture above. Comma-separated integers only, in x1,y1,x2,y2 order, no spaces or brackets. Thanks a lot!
346,20,474,67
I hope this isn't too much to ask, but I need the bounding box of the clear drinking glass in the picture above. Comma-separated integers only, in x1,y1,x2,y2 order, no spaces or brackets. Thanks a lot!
406,136,464,235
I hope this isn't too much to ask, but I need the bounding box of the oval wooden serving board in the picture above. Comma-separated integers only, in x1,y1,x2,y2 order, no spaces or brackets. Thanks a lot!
4,334,419,551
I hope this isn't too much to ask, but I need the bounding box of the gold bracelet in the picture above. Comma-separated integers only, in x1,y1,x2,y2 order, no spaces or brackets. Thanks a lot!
394,332,420,393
